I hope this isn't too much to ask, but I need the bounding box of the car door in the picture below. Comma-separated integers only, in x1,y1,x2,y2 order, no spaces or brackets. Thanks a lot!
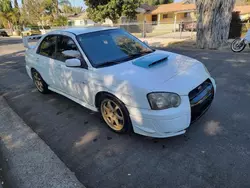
54,35,91,104
36,35,57,87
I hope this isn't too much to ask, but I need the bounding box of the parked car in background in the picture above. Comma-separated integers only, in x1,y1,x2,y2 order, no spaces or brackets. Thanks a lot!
40,26,52,35
0,29,8,37
23,27,216,138
21,27,41,37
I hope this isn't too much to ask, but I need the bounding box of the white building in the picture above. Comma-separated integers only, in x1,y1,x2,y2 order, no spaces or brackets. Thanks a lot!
67,12,95,27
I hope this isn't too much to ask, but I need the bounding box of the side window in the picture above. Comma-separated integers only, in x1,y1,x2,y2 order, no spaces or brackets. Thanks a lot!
37,35,57,58
56,36,81,62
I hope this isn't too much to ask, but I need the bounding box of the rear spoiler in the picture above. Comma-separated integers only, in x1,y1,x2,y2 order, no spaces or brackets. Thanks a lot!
22,35,43,49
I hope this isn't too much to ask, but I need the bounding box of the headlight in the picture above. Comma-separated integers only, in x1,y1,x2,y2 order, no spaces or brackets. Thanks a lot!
147,92,181,110
203,64,210,76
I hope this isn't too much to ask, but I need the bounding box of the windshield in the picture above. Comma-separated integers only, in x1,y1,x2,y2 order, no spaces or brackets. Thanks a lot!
77,29,153,68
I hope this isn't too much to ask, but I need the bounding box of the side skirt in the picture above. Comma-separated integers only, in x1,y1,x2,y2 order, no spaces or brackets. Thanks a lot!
48,86,98,112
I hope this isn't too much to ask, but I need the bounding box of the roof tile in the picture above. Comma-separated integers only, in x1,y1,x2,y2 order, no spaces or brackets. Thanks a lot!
149,3,250,15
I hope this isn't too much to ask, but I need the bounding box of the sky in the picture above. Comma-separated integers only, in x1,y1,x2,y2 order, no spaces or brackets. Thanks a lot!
16,0,87,8
17,0,182,8
68,0,86,8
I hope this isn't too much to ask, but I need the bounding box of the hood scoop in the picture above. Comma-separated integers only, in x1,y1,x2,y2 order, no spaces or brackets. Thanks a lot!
132,53,169,68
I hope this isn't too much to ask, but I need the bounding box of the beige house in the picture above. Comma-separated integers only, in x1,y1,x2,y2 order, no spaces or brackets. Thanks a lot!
137,3,250,25
135,3,196,32
234,5,250,21
67,12,95,27
137,3,196,25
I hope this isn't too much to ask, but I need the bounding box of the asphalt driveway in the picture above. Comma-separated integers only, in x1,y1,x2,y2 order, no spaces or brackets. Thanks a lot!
1,37,250,188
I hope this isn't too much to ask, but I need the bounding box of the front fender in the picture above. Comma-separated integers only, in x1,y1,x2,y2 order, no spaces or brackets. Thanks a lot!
89,79,150,110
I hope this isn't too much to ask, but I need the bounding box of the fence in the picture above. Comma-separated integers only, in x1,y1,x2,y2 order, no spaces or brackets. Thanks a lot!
35,21,196,40
4,21,250,40
114,21,250,40
4,21,195,39
113,21,197,39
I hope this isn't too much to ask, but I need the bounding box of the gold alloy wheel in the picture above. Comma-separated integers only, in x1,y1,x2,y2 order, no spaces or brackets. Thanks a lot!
101,99,125,131
33,72,44,92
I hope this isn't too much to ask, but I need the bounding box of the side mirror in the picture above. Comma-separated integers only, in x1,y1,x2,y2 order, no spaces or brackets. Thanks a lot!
62,50,81,58
65,58,81,67
143,40,149,45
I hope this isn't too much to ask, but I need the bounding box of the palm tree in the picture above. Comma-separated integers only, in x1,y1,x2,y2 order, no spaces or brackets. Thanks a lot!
0,0,19,32
54,0,59,17
0,0,12,12
14,0,18,9
0,11,18,30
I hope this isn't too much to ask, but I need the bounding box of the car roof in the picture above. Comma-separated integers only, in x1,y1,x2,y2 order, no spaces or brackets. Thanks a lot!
56,27,118,35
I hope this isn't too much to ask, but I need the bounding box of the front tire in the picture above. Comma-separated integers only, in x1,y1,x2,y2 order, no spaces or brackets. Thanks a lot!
100,95,132,133
231,38,246,52
31,70,49,94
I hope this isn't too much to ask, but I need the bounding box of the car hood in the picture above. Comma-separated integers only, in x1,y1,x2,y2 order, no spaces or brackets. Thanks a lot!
97,50,201,89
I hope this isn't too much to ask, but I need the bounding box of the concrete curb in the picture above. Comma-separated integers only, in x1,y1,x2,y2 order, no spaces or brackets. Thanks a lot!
0,96,85,188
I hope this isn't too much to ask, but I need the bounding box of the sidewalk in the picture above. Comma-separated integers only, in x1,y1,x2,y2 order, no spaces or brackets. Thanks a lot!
0,96,85,188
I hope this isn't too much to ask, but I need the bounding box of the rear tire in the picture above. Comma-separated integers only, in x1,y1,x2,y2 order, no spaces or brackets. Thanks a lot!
231,38,246,52
99,94,132,134
31,70,49,94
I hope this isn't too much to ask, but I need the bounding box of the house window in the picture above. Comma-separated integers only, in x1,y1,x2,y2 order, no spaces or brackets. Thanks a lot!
184,12,191,18
163,13,173,19
80,20,84,25
163,14,168,19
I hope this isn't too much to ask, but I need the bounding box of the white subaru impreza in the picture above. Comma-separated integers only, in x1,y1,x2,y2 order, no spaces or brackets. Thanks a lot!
24,27,216,138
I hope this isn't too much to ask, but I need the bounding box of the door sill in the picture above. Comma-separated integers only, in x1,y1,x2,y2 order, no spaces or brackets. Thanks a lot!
48,86,98,112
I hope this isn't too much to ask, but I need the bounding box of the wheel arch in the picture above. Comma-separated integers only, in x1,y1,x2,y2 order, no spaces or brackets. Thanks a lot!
95,91,121,109
30,68,47,85
95,90,133,133
30,67,38,78
31,67,36,72
94,90,132,112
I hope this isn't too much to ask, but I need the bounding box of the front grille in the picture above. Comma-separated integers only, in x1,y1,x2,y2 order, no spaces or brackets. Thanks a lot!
189,79,214,123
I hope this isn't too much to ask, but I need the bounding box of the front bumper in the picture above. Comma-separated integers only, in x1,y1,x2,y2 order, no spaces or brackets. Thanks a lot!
127,96,191,138
127,78,216,138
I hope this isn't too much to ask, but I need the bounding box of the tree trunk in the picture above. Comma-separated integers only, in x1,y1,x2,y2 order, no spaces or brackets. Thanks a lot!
196,0,236,49
14,0,19,9
55,0,59,18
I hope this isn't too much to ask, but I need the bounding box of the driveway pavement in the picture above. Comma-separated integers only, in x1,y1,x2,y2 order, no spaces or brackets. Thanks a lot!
1,37,250,188
155,31,195,39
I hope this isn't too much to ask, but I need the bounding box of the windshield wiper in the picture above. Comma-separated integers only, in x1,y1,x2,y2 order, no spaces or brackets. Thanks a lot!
95,50,155,68
129,50,155,58
96,61,120,68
